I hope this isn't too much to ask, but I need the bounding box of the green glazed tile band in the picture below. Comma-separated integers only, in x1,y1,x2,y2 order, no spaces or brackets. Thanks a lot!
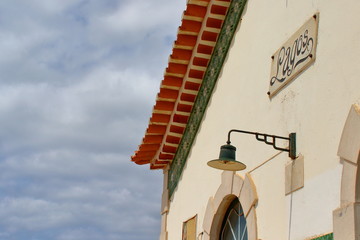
310,233,333,240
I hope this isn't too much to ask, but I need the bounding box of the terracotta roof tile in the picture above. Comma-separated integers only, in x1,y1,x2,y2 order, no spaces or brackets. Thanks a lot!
175,34,198,47
169,124,185,135
131,0,230,169
146,125,167,134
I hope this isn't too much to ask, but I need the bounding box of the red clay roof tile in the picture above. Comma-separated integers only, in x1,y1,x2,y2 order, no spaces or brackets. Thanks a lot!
131,0,229,169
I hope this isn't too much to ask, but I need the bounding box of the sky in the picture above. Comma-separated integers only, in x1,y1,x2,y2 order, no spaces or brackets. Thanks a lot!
0,0,186,239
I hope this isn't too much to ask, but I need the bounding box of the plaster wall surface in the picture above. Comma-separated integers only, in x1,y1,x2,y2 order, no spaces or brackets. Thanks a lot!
165,0,360,239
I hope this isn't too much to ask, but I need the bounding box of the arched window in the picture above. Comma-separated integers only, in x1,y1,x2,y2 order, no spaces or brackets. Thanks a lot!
220,198,248,240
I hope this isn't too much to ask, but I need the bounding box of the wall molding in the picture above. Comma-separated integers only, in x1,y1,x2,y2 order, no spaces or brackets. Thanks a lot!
333,104,360,240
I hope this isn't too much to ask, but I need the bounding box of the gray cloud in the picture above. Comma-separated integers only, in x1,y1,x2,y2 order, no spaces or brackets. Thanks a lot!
0,0,185,239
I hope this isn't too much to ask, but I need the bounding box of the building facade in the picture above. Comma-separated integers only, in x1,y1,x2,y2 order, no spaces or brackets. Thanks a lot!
132,0,360,239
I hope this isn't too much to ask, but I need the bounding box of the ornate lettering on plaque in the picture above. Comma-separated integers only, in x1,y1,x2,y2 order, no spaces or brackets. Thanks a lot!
269,13,319,98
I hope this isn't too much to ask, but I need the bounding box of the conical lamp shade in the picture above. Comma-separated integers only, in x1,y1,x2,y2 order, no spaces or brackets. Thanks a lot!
207,144,246,171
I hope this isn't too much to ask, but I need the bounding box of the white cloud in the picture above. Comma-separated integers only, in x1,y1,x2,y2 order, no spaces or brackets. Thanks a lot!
0,0,185,239
0,150,163,238
0,197,73,231
89,0,184,45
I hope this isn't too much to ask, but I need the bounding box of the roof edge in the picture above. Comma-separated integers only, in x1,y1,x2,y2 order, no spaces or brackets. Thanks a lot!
168,0,248,198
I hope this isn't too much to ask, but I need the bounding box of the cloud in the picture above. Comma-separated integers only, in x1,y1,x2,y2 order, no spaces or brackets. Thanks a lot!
0,67,160,158
0,0,183,85
0,0,186,239
0,150,163,239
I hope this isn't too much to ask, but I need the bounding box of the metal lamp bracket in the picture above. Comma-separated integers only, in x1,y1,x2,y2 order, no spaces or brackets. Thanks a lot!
227,129,297,159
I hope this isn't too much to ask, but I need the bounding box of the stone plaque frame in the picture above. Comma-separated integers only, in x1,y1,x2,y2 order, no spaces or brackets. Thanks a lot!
268,13,319,98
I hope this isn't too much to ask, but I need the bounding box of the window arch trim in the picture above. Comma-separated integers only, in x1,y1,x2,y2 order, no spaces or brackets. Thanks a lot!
202,171,258,240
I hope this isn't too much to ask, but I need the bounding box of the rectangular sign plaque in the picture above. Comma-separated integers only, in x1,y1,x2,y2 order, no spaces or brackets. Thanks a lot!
269,13,319,98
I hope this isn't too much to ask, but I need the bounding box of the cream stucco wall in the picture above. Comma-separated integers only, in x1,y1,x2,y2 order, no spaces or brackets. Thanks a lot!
165,0,360,239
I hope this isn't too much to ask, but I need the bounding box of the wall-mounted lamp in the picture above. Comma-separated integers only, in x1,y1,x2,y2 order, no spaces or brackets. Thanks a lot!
207,129,296,171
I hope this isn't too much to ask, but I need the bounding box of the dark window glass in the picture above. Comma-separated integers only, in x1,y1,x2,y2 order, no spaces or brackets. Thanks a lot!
220,198,248,240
